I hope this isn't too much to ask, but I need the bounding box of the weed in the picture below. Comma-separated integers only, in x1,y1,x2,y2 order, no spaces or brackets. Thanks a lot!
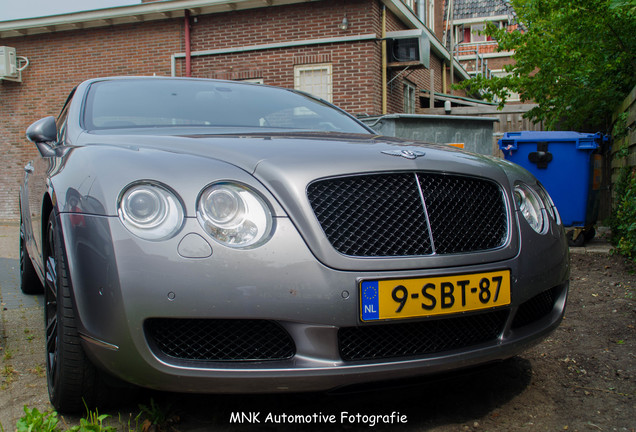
1,365,17,383
56,401,118,432
2,349,13,361
68,411,116,432
138,399,180,431
29,365,46,378
118,412,143,432
15,406,61,432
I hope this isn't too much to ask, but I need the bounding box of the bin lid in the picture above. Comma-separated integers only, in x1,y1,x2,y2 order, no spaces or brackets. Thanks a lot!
498,131,602,151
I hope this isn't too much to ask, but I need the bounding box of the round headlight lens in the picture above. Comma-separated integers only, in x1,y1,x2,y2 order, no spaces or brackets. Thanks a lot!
118,183,184,241
514,183,545,234
197,182,272,248
202,187,244,226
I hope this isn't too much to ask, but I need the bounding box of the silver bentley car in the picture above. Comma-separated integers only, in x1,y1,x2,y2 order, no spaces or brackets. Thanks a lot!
19,77,569,412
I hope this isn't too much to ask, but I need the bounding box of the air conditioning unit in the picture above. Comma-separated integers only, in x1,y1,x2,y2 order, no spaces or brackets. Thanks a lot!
386,30,430,68
0,46,27,82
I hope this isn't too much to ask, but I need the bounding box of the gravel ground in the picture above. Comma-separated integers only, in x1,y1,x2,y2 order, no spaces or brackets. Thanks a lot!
0,221,634,431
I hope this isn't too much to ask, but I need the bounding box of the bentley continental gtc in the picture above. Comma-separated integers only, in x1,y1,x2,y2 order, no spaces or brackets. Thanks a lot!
19,77,569,412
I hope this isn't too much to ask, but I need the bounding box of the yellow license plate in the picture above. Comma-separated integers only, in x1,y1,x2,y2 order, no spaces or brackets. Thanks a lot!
360,270,511,321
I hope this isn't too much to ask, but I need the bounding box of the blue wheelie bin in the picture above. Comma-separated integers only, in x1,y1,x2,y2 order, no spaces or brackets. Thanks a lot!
499,131,603,246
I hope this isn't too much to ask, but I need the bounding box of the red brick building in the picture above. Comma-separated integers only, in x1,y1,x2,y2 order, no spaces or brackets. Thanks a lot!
0,0,471,220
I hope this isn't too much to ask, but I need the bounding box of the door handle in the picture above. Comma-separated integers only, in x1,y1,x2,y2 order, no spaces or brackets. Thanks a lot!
24,163,34,174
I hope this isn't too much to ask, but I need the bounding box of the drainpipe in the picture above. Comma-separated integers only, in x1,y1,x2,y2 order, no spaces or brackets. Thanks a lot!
449,0,454,95
185,9,191,77
381,5,387,114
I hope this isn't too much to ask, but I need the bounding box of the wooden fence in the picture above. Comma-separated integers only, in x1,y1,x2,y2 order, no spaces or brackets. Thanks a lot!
611,85,636,183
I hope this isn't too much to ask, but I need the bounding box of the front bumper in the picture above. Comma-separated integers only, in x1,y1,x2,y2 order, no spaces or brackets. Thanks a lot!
60,213,569,393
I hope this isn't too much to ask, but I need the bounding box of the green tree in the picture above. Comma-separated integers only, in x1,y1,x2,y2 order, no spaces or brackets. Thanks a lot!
457,0,636,131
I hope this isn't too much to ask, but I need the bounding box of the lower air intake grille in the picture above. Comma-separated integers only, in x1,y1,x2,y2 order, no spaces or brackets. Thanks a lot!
307,172,507,257
338,310,508,361
511,286,560,328
145,319,295,361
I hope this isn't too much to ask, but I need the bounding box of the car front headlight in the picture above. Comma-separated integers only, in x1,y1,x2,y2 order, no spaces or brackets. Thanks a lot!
197,182,273,248
513,183,546,234
118,182,184,241
536,182,561,225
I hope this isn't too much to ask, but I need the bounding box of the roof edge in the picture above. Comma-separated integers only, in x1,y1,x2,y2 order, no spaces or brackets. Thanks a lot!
0,0,313,36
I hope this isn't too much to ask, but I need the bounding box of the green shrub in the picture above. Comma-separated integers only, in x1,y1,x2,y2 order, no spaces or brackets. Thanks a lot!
610,166,636,262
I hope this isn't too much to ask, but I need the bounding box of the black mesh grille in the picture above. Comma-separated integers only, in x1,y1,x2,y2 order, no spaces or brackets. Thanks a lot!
307,174,432,256
307,172,507,257
417,174,508,254
511,286,559,329
338,310,508,361
145,319,295,361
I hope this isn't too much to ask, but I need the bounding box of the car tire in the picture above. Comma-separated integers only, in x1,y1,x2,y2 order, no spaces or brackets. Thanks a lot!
45,210,103,413
19,208,43,295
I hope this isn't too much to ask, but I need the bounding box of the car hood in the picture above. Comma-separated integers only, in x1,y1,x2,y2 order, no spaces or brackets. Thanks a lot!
80,131,519,270
82,130,503,179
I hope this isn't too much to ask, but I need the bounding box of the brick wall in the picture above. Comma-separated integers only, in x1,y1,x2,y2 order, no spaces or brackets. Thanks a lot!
183,0,383,116
0,0,460,220
0,21,182,220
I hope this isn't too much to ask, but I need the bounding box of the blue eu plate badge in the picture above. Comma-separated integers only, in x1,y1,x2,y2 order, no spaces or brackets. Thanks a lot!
361,281,379,321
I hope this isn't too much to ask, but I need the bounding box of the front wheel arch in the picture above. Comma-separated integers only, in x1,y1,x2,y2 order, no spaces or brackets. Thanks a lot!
44,210,102,413
40,194,54,270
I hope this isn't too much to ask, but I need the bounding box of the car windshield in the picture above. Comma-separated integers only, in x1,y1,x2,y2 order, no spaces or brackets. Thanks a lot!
83,79,370,134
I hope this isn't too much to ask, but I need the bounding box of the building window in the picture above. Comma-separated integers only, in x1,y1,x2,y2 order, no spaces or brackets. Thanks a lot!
428,0,435,31
404,82,416,114
294,64,333,103
491,71,521,102
459,23,498,44
239,78,264,84
470,24,486,43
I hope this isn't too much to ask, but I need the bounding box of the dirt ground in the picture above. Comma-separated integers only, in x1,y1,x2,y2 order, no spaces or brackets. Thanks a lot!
0,222,634,431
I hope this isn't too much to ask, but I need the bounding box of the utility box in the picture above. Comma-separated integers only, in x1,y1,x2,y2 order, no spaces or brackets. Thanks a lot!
499,131,604,244
361,114,498,156
0,46,19,80
385,30,430,68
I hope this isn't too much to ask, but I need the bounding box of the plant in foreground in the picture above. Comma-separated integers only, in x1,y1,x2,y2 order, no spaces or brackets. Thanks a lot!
15,406,61,432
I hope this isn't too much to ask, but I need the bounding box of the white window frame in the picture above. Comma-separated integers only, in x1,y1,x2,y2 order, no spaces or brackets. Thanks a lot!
294,64,333,103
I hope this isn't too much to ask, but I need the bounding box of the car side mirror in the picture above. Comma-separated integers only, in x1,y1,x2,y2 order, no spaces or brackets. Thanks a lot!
26,116,57,157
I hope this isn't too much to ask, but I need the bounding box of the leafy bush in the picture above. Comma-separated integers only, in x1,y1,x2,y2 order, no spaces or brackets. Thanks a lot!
610,166,636,262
